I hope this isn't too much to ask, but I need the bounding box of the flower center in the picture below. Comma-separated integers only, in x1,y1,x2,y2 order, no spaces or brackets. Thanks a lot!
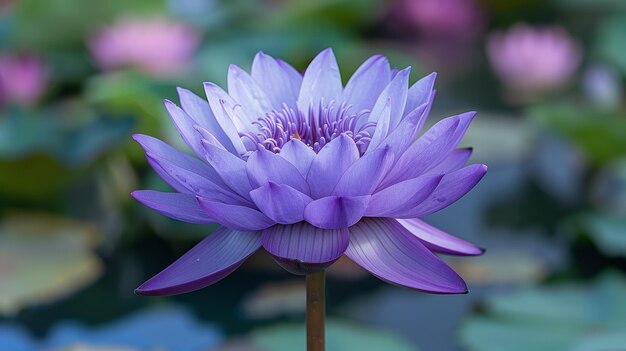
240,101,376,154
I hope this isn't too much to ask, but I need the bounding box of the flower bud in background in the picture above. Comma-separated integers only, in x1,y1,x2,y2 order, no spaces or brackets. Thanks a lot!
582,64,623,109
397,0,485,40
0,53,47,106
487,24,582,103
88,17,200,77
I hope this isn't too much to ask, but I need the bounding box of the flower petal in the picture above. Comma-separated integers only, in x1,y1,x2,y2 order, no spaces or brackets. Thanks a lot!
228,64,273,116
306,134,359,198
164,99,206,158
304,195,370,229
261,222,349,274
135,227,261,296
197,197,275,231
297,48,342,113
201,140,253,200
203,82,251,153
367,67,410,139
278,138,316,177
397,218,484,256
428,148,473,174
408,164,488,216
403,72,437,115
251,52,302,110
249,182,312,224
177,87,237,154
345,217,467,293
333,146,394,196
246,148,310,194
343,54,391,113
132,190,214,224
365,174,443,217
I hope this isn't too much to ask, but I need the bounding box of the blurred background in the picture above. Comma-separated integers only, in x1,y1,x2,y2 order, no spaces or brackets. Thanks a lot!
1,0,626,350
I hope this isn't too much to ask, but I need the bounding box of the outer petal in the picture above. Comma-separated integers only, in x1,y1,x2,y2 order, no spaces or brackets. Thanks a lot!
397,218,484,256
297,48,342,113
251,52,302,110
365,174,443,217
227,64,273,116
278,138,316,177
203,82,251,153
201,140,253,200
249,182,312,224
197,197,275,231
135,227,261,296
345,217,467,293
406,164,488,217
428,148,473,174
403,72,437,115
164,100,205,158
304,195,370,229
367,67,410,142
246,148,310,194
343,55,391,113
132,190,214,224
306,134,359,198
177,87,237,154
333,146,394,196
261,222,349,274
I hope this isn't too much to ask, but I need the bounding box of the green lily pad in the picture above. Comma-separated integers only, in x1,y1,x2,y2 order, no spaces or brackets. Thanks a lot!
460,272,626,351
0,213,103,315
582,213,626,257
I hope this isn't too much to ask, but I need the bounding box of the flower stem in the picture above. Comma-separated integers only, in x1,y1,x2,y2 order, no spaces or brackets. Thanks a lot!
306,270,326,351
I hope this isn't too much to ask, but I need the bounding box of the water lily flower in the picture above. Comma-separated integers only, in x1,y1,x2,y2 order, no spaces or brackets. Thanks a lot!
88,17,199,76
0,53,47,106
132,49,486,296
394,0,484,39
487,24,581,101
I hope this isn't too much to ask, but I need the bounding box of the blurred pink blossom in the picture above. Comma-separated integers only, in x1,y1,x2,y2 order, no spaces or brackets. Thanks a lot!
487,24,582,101
396,0,485,39
89,17,200,76
0,53,47,106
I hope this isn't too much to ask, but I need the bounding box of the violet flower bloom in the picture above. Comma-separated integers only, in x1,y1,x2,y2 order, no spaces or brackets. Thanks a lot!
487,24,582,100
398,0,484,39
88,17,199,76
0,53,47,105
132,49,486,296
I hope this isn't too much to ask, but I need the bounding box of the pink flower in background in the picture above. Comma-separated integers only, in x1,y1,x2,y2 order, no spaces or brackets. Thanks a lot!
89,17,200,76
397,0,485,39
0,54,47,106
487,25,582,100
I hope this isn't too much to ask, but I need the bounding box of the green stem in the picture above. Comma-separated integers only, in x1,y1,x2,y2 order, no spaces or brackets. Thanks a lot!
306,270,326,351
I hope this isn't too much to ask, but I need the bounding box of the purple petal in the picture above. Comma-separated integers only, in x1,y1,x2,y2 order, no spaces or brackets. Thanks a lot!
201,141,253,200
428,148,473,174
227,64,273,116
343,55,391,113
366,174,443,217
136,227,261,296
262,222,349,274
249,182,312,224
278,138,316,177
251,52,302,110
345,217,467,293
304,195,370,229
306,134,359,198
333,146,394,196
403,72,437,115
367,67,410,142
246,148,310,194
397,218,484,256
197,197,275,231
297,48,342,113
408,164,488,216
164,99,205,158
203,82,251,153
177,87,237,154
132,190,214,224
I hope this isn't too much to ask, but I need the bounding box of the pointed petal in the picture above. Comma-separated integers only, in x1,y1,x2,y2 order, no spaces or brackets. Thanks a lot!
164,100,205,158
197,197,275,231
228,64,273,116
367,67,410,133
343,55,391,113
279,138,316,177
345,217,467,293
306,134,359,198
251,52,302,110
397,218,484,256
135,227,261,296
201,140,253,200
297,48,342,113
409,164,488,216
403,72,437,115
428,148,473,174
203,82,250,153
131,190,214,224
366,174,443,217
246,148,310,194
249,182,312,224
177,87,237,154
304,195,370,229
333,146,394,196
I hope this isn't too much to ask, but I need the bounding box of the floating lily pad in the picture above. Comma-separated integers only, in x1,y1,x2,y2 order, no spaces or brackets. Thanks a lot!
460,272,626,351
582,213,626,257
0,213,102,315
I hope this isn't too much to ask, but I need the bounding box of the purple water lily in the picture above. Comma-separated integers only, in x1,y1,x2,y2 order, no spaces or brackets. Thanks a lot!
132,49,486,296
